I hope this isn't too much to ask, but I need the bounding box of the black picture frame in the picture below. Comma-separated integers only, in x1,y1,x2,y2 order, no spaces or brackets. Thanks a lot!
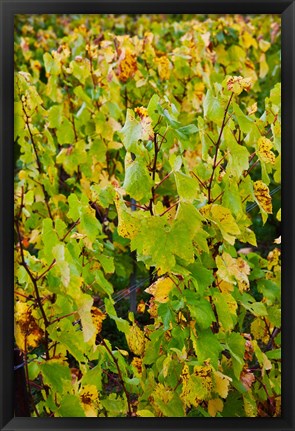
0,1,294,430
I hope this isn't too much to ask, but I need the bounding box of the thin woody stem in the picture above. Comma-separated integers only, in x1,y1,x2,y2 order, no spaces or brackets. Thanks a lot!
207,93,233,203
160,200,179,217
191,171,207,191
98,334,132,416
17,82,53,220
154,171,173,191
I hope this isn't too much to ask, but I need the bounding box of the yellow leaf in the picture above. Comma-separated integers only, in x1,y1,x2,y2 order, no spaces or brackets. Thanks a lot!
250,318,268,342
131,357,143,375
137,299,146,314
214,371,232,399
79,384,99,417
267,247,281,270
156,55,171,80
14,301,43,350
91,307,106,335
209,205,241,245
257,136,276,164
254,181,272,214
259,53,269,79
226,75,253,94
118,48,137,82
208,398,224,417
216,252,250,292
259,39,271,52
126,324,145,356
218,279,234,293
242,32,258,49
114,193,140,239
145,276,175,303
247,102,257,115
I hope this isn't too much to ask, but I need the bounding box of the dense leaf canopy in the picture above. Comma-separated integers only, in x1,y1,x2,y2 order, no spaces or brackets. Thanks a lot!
14,13,281,418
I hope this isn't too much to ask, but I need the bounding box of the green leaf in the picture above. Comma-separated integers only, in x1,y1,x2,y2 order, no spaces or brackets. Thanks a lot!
156,395,185,417
188,262,214,293
137,409,155,417
233,103,254,134
80,212,101,243
123,159,153,202
40,361,71,394
43,52,61,75
147,93,161,125
226,140,249,179
101,395,127,415
57,395,86,417
81,364,103,391
104,298,130,333
175,124,198,140
265,348,281,360
184,292,215,329
213,291,237,331
41,218,59,262
98,254,115,274
47,320,86,363
222,180,242,216
56,119,75,145
208,205,241,245
239,293,268,317
195,329,223,369
158,303,174,330
203,90,224,126
119,109,151,154
67,193,81,220
48,105,63,128
226,332,245,378
174,171,199,201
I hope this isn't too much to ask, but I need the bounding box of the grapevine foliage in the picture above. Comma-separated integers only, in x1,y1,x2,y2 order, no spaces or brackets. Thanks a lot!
14,14,281,418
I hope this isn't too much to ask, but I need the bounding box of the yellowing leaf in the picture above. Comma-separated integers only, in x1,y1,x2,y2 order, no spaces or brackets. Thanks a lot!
267,247,281,270
126,324,145,356
254,180,272,214
218,279,234,293
145,276,174,303
259,39,271,52
79,384,99,417
114,193,140,239
76,296,96,343
208,398,224,417
156,55,171,80
14,301,43,351
243,391,258,417
91,307,106,335
216,252,250,292
242,32,258,49
259,53,269,79
250,317,268,342
117,48,137,82
209,205,240,245
131,357,143,375
226,75,253,94
137,300,146,314
240,369,255,391
257,137,276,164
123,158,153,202
214,371,232,399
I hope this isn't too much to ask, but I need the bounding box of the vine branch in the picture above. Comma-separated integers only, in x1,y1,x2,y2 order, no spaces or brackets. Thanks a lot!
207,93,233,203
